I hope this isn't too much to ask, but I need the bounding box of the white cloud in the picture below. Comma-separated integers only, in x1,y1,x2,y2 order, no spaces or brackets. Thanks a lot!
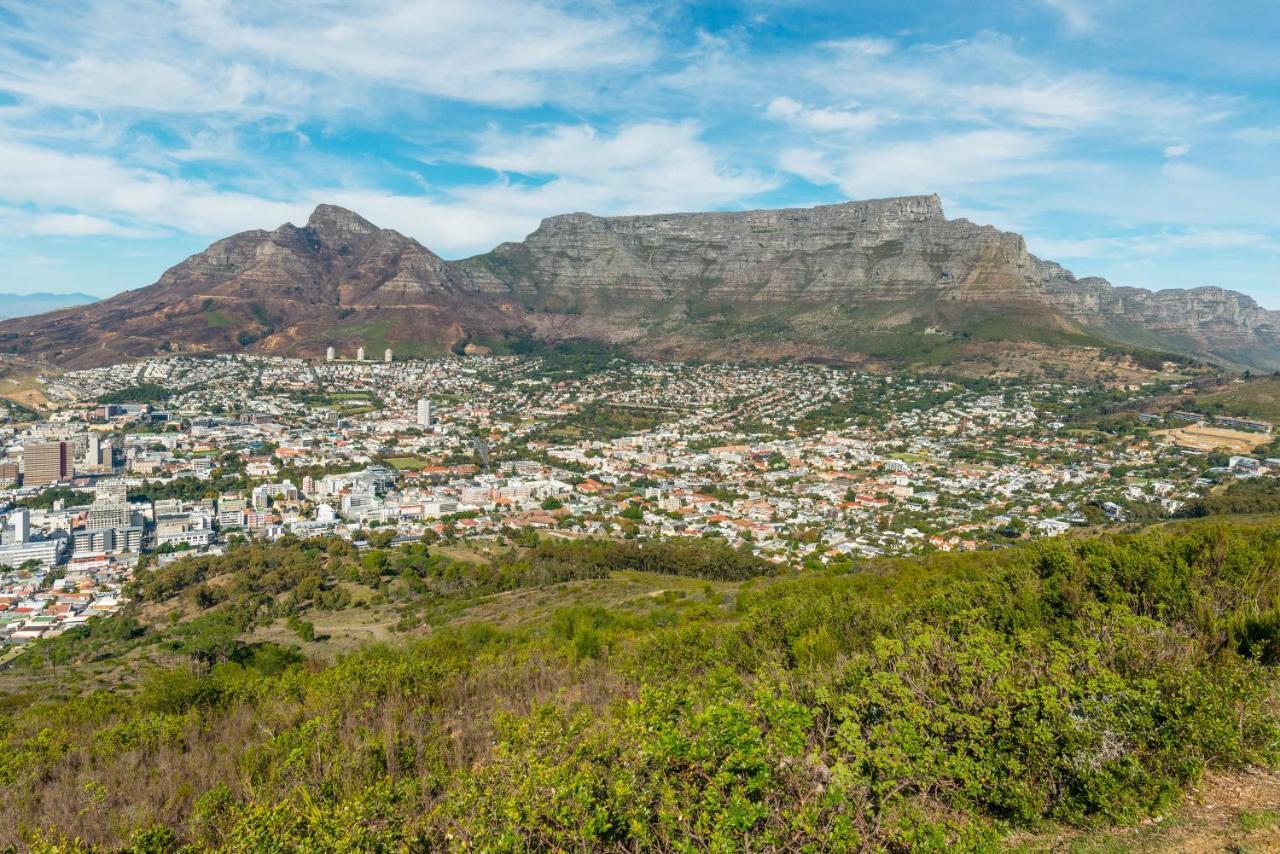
821,37,897,60
0,140,308,236
1163,143,1192,158
323,123,777,255
804,34,1226,136
0,208,155,238
28,213,154,238
2,57,264,113
1235,127,1280,144
0,122,777,257
1041,0,1096,35
1029,228,1278,260
960,78,1128,129
180,0,651,108
765,96,882,133
781,130,1056,200
469,121,775,212
0,0,651,114
777,148,838,186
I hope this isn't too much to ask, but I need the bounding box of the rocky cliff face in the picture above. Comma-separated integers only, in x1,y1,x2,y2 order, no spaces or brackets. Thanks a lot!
0,205,516,367
3,197,1277,371
1035,267,1280,368
143,204,475,305
459,195,1049,305
458,195,1280,368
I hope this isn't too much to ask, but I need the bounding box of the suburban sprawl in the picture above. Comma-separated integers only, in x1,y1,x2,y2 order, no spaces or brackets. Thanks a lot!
2,350,1277,651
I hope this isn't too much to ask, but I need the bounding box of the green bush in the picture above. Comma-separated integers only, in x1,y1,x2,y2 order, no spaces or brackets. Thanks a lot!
3,521,1280,850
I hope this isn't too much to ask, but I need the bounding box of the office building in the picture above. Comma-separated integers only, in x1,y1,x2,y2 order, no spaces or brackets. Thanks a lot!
73,526,143,555
217,495,247,528
81,435,114,470
416,398,432,428
155,528,213,549
340,492,376,519
155,513,213,549
95,481,128,503
0,537,63,569
86,500,135,531
23,441,68,486
3,509,30,545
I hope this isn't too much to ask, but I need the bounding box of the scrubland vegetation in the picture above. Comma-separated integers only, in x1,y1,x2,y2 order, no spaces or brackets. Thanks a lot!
4,522,1280,851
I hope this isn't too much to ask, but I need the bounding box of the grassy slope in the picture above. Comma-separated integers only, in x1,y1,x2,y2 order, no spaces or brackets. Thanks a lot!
1194,376,1280,423
4,524,1280,850
0,359,50,412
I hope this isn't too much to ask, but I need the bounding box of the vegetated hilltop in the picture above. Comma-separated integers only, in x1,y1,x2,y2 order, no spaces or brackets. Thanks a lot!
3,521,1280,851
1191,374,1280,423
2,196,1277,372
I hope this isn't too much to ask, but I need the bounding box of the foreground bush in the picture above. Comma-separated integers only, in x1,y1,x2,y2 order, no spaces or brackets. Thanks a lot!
4,522,1280,851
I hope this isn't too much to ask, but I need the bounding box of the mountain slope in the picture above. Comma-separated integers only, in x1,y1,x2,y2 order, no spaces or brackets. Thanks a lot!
0,205,522,366
4,522,1280,849
2,196,1277,370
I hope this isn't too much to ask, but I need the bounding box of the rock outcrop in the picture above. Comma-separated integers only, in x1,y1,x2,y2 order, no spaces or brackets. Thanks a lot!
459,195,1049,304
2,196,1277,371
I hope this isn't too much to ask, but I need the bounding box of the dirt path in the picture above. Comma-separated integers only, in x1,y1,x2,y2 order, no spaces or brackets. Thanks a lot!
1011,767,1280,852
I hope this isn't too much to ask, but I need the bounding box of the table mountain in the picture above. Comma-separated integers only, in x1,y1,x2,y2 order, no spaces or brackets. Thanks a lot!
3,196,1277,371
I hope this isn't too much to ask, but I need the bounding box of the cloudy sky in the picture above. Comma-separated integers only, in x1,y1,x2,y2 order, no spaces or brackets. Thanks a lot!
2,0,1278,304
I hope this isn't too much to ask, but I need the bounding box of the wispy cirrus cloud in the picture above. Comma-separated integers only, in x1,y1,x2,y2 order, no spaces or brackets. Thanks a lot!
779,130,1058,201
0,208,156,238
797,34,1231,135
0,139,308,236
0,0,652,114
0,121,775,256
1040,0,1098,35
1,57,265,113
0,0,1277,303
336,121,778,253
765,97,883,133
1030,228,1279,260
471,121,774,208
189,0,653,108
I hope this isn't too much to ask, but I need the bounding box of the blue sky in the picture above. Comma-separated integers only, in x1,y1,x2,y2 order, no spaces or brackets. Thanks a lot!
1,0,1278,305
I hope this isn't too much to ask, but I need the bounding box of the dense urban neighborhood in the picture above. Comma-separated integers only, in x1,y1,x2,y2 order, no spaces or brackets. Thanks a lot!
3,349,1276,651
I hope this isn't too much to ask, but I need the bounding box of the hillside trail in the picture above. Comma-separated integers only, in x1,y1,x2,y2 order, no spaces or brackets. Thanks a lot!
1010,767,1280,852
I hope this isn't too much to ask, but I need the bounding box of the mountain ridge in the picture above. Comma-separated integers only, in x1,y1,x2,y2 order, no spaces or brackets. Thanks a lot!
2,195,1276,371
0,291,99,321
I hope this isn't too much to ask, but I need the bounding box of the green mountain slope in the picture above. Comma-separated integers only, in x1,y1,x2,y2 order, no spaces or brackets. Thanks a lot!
4,521,1280,851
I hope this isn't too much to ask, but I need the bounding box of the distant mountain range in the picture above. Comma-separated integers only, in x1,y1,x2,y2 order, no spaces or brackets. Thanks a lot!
2,196,1277,371
0,291,98,321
